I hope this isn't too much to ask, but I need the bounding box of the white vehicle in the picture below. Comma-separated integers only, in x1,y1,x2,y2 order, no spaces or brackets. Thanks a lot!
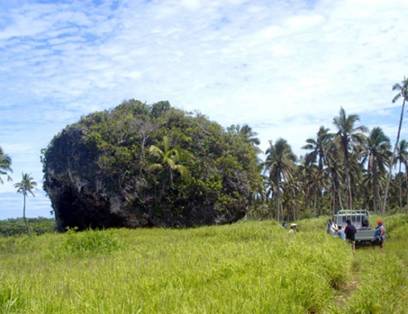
332,210,377,244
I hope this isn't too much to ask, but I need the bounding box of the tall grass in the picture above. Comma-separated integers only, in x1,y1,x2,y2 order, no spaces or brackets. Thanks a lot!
342,215,408,314
0,215,406,313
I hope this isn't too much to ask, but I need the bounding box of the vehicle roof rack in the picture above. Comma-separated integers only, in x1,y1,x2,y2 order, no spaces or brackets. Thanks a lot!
336,209,369,215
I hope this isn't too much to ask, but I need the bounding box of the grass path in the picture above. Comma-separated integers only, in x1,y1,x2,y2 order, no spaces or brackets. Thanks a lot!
298,214,408,313
330,214,408,313
333,262,359,309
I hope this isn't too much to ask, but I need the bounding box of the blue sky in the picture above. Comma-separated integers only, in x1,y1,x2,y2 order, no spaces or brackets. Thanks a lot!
0,0,407,219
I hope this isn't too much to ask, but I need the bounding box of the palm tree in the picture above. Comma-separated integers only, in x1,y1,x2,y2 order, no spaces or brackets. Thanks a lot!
333,107,367,209
301,163,326,214
325,140,344,213
383,77,408,212
0,146,12,184
238,124,260,146
282,170,302,221
395,140,408,207
148,136,189,185
264,139,296,222
303,126,332,212
15,173,37,230
361,128,391,212
303,126,331,171
228,124,261,152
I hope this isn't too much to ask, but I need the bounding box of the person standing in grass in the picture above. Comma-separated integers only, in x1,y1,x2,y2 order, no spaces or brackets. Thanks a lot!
337,225,346,240
326,219,333,234
373,218,386,249
288,223,297,234
344,219,357,251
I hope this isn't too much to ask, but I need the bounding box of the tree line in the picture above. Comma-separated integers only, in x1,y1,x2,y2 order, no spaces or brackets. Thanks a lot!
260,77,408,221
1,77,407,224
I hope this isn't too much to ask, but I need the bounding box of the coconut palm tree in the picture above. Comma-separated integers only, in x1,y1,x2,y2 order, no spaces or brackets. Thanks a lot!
0,146,12,184
15,173,37,231
148,136,189,186
303,126,332,171
303,126,333,212
395,140,408,207
361,128,391,212
264,138,296,222
333,107,367,209
383,77,408,212
301,163,326,214
325,139,344,213
228,124,261,150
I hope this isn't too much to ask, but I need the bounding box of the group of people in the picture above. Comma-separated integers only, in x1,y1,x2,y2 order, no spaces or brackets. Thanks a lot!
282,217,386,251
327,218,386,251
327,221,344,238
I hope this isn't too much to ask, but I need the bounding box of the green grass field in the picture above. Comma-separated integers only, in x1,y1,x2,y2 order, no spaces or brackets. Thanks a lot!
1,215,407,313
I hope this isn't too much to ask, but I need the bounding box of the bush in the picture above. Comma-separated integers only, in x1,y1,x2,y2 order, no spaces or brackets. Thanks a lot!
62,229,123,256
0,218,55,237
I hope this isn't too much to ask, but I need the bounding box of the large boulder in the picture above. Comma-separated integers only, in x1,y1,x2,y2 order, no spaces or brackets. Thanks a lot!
42,100,261,231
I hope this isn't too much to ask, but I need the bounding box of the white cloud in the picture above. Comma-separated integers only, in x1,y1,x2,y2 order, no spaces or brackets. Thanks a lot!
285,14,324,30
180,0,202,10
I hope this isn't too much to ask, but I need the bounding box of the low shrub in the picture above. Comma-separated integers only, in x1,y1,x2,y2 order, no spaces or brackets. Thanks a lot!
61,229,123,256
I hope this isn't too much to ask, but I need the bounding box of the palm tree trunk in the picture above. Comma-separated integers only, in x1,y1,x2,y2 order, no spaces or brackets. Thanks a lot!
384,99,406,212
344,159,353,209
405,162,408,207
23,193,28,232
373,166,379,213
334,170,343,211
341,137,353,209
330,167,343,214
399,162,402,208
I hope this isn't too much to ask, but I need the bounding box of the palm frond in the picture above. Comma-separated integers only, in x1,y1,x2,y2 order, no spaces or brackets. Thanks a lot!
392,83,402,91
148,163,163,172
148,145,163,158
392,93,401,103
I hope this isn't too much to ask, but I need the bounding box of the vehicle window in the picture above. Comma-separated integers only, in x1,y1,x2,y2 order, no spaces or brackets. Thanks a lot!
342,216,346,223
352,216,356,222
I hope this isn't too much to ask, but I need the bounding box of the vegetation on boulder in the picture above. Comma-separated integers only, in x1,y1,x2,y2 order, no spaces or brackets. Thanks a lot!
42,100,262,230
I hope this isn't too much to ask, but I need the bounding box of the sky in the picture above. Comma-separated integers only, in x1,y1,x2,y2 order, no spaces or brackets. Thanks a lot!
0,0,407,219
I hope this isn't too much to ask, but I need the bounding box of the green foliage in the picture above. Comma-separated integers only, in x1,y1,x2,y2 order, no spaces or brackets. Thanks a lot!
14,173,37,197
62,229,123,256
0,218,55,237
0,146,12,184
42,100,262,229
